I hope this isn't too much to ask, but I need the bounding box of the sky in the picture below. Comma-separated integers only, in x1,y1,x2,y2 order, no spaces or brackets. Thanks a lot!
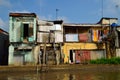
0,0,120,32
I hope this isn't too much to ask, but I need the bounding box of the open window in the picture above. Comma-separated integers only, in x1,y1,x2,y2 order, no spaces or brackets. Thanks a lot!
22,23,33,42
23,24,29,39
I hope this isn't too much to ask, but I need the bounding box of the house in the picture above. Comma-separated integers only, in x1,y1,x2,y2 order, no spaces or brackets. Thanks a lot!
9,13,63,65
9,13,37,65
8,12,119,65
62,17,118,63
37,20,63,65
0,28,9,65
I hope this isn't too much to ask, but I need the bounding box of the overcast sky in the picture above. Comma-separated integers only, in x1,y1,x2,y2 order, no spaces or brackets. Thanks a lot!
0,0,120,32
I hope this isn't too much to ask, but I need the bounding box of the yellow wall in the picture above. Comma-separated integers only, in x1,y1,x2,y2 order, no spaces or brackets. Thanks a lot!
63,43,104,63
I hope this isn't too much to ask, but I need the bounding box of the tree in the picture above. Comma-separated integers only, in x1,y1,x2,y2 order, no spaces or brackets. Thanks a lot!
103,26,116,59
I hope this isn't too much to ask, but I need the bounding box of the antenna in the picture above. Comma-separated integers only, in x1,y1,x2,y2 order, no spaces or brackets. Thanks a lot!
115,4,119,24
56,9,59,20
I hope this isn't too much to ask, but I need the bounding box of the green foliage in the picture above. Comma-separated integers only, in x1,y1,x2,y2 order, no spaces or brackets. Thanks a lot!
90,57,120,64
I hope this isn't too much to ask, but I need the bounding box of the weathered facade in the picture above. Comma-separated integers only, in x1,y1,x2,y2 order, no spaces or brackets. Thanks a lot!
9,13,63,65
8,12,119,65
9,13,37,65
37,20,63,65
63,17,118,63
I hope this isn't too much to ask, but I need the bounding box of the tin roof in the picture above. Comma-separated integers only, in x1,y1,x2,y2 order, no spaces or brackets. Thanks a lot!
9,13,36,17
63,23,109,28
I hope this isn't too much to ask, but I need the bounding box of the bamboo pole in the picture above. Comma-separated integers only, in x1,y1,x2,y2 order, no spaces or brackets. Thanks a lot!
43,37,47,65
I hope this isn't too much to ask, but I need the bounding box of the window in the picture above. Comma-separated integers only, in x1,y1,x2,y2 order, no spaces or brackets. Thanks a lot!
23,24,29,39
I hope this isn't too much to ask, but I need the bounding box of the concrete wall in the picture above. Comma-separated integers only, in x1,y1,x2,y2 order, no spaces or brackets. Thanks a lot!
9,13,37,65
9,14,37,43
63,43,105,63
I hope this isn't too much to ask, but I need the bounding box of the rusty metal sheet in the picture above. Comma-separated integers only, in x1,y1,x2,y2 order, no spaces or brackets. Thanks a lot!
79,33,88,42
75,50,90,63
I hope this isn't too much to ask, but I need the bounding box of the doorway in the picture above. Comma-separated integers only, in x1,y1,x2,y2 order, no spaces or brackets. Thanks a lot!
70,50,73,63
69,50,75,63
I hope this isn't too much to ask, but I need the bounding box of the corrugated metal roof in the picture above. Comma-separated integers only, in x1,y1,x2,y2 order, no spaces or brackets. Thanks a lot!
63,23,109,27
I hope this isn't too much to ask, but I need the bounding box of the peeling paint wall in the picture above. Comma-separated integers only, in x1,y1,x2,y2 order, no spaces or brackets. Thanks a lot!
9,13,37,65
63,43,102,63
63,42,106,63
9,13,37,43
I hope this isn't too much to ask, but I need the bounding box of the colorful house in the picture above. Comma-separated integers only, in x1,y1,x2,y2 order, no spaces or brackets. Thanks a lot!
8,12,119,65
62,17,118,63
